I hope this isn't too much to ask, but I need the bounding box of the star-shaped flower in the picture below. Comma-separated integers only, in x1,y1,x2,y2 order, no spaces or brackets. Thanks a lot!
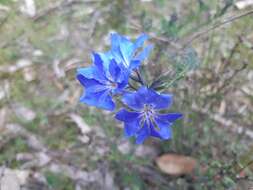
100,33,153,70
115,86,182,144
77,53,129,111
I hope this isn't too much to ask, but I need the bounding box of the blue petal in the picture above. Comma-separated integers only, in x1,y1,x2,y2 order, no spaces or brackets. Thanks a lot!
119,41,134,67
153,93,173,110
129,60,141,70
85,84,108,94
80,89,115,111
122,92,144,110
123,120,140,137
77,66,106,82
110,48,124,65
92,52,104,72
135,45,153,62
111,33,121,51
111,33,133,67
98,52,111,66
156,113,183,123
135,86,156,105
135,87,173,110
151,119,172,140
117,81,128,90
76,74,104,88
135,122,150,144
127,87,172,110
115,109,140,122
93,52,114,80
134,33,148,49
109,59,121,81
116,65,130,84
77,67,95,79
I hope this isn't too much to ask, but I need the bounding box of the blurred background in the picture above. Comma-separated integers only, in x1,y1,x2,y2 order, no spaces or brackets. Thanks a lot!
0,0,253,189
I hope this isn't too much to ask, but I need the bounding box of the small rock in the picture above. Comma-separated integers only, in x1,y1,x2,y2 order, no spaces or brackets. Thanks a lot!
235,0,253,9
77,135,90,144
0,108,7,127
104,171,118,190
5,123,24,134
16,59,33,70
218,100,226,115
15,104,36,122
37,152,51,166
33,50,43,57
0,87,5,100
14,170,30,185
0,86,5,100
20,0,36,17
117,140,131,155
0,169,20,190
23,67,36,82
16,153,34,162
0,59,33,73
75,184,83,190
0,5,10,11
0,81,9,101
69,113,91,134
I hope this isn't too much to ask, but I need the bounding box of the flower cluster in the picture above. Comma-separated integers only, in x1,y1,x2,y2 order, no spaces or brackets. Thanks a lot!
77,33,182,144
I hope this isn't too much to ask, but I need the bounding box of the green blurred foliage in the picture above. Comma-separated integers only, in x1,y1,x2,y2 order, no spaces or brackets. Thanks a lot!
45,171,75,190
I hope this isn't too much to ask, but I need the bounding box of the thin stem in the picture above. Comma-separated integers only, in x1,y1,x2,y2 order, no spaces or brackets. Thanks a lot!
132,9,253,49
153,10,253,89
128,82,137,90
130,75,141,83
135,69,144,85
236,159,253,175
160,68,188,92
183,9,253,47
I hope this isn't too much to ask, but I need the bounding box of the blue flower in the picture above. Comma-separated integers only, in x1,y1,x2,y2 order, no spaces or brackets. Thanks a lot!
115,86,182,144
101,33,153,70
77,53,129,111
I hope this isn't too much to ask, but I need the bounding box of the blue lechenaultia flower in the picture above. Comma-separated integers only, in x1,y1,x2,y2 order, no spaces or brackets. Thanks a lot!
115,86,182,144
100,33,153,70
76,53,129,111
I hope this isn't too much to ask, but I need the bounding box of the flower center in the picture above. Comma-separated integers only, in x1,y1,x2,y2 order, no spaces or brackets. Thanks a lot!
141,104,155,120
108,82,118,89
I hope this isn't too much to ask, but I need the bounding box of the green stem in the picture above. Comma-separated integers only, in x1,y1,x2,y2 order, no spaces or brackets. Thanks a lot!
160,68,188,91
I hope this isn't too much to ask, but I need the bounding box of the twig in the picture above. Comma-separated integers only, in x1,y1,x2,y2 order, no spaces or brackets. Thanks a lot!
132,9,253,49
129,22,181,49
218,60,248,93
128,82,137,90
192,103,253,139
135,69,144,85
236,160,253,175
33,0,98,21
183,9,253,47
130,75,141,83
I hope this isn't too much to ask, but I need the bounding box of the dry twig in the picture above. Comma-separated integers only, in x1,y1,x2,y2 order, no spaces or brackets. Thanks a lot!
183,9,253,47
33,0,98,21
192,103,253,139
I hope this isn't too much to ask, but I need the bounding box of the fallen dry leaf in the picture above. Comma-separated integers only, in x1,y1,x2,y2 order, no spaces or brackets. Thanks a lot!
156,154,197,176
